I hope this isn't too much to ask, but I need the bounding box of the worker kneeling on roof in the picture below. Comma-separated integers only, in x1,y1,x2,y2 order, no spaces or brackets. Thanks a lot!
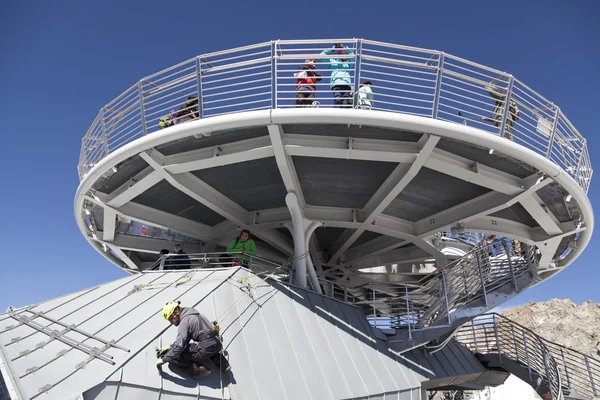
156,301,231,378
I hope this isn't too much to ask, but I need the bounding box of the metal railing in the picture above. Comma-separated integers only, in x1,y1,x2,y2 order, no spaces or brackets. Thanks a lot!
78,39,592,194
148,251,287,277
455,313,600,400
305,237,537,333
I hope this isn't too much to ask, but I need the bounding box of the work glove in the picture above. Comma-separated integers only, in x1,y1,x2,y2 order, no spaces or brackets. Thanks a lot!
156,358,165,371
156,345,171,358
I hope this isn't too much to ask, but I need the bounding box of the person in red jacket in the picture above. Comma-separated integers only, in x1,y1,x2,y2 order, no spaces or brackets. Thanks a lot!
294,59,322,108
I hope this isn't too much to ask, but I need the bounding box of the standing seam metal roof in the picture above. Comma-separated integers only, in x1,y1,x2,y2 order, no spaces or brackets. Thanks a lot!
0,269,490,400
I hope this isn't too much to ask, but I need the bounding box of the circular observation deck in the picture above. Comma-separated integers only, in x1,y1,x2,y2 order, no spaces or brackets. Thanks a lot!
75,39,593,300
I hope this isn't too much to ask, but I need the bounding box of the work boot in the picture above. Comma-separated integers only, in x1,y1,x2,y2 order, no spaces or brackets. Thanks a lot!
192,364,211,379
210,353,231,372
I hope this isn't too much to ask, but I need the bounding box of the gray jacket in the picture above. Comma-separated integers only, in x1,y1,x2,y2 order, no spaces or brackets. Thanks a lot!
162,307,216,363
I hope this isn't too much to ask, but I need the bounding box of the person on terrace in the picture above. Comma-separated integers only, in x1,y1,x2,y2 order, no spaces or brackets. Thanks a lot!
320,43,355,108
225,229,257,267
294,58,322,108
481,79,520,141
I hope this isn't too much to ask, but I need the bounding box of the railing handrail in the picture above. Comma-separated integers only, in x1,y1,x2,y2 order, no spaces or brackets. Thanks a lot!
456,312,600,399
77,38,592,194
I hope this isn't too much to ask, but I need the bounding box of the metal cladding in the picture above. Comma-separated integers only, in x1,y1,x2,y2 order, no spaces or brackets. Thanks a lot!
0,268,500,400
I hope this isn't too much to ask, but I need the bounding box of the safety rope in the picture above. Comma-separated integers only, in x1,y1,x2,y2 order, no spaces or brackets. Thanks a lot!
149,251,310,396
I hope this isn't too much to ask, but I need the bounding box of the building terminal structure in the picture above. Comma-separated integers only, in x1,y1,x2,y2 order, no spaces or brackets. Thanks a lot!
0,39,596,399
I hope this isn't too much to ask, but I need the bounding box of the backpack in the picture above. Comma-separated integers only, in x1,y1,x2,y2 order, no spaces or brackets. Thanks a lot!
158,110,179,129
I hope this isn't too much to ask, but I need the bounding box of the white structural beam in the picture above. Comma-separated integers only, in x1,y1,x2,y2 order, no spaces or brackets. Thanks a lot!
102,207,117,242
348,246,433,270
345,236,408,263
162,136,274,174
140,150,294,255
283,134,420,163
90,193,214,240
413,176,553,239
519,194,563,235
328,134,440,263
268,125,306,207
105,243,140,271
424,148,525,195
369,215,448,266
95,231,204,254
106,169,163,208
537,237,563,269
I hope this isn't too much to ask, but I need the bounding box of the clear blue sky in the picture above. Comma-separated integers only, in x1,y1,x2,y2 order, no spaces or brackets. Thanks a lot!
0,1,598,311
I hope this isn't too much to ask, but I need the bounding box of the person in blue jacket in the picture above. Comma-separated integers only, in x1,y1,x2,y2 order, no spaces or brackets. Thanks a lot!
320,43,355,108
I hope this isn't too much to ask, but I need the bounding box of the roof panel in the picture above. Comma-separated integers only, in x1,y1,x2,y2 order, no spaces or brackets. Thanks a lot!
94,155,148,194
315,227,346,251
1,269,489,400
294,157,398,209
192,158,287,212
384,168,490,222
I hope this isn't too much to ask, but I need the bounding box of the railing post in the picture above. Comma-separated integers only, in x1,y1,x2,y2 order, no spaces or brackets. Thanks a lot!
195,57,204,118
585,356,598,397
271,41,277,110
523,330,533,382
542,348,552,395
405,284,412,340
493,314,502,363
560,348,570,389
353,39,362,107
441,270,451,324
574,138,587,186
137,82,148,136
503,239,518,291
432,52,444,119
476,249,488,306
248,256,253,269
471,323,478,353
344,286,348,302
511,325,519,361
373,285,377,326
545,105,560,159
498,75,515,139
100,106,110,156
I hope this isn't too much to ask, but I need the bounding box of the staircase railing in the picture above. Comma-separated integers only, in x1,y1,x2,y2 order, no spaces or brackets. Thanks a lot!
311,237,538,331
455,313,600,400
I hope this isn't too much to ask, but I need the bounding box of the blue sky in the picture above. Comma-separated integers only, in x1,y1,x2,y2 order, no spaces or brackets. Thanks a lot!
0,0,598,311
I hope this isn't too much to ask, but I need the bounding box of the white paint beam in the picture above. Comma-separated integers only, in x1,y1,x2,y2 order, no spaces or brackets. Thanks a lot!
345,236,408,263
284,134,419,163
519,194,563,235
163,136,274,174
95,231,204,254
102,207,117,242
105,243,140,271
267,124,306,207
90,193,214,240
140,150,294,255
348,246,433,270
328,135,440,263
425,148,525,195
107,170,163,208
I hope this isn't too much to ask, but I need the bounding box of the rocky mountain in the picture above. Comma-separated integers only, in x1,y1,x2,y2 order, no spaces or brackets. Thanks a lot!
503,299,600,358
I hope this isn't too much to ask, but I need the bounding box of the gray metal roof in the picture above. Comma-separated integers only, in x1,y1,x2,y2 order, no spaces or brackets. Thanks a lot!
0,269,492,400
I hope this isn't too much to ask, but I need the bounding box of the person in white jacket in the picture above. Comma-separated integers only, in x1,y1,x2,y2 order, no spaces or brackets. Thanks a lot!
355,80,374,109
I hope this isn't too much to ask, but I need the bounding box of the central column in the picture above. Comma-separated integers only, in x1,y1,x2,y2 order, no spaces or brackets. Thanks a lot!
285,192,321,292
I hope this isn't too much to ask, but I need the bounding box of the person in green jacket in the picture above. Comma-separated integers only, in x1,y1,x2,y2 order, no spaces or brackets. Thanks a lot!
225,229,257,266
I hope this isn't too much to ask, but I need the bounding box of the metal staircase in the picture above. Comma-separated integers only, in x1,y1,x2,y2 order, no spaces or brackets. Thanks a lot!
454,313,600,400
